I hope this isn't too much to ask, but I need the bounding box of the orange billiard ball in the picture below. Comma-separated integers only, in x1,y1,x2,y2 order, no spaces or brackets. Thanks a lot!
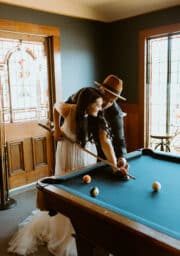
83,174,92,184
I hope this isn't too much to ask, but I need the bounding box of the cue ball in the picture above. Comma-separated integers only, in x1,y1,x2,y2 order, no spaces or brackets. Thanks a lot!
83,174,91,184
152,181,161,192
90,187,99,197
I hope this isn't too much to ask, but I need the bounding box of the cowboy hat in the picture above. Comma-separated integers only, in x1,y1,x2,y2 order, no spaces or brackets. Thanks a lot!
94,74,126,101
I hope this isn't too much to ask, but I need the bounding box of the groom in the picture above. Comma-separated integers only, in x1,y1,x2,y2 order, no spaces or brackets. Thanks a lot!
55,74,128,172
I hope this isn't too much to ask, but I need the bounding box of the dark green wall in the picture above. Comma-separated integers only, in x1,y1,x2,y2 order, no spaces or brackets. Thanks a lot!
0,4,179,102
0,3,106,100
104,6,180,103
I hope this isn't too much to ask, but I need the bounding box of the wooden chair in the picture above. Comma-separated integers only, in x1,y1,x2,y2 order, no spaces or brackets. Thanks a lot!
150,134,174,152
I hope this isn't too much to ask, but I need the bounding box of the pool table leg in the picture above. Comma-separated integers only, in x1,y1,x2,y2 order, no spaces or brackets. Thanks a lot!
75,233,94,256
75,233,109,256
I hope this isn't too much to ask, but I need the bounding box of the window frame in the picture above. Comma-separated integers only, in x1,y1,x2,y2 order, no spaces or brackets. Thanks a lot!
138,23,180,148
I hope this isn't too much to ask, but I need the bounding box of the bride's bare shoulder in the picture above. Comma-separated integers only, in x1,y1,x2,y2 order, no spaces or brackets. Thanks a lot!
54,102,77,118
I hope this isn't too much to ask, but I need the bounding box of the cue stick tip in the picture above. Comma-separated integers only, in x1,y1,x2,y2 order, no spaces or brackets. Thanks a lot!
128,174,136,180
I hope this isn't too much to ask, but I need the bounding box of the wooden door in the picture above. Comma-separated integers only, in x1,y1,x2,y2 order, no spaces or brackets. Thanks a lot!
0,19,61,189
5,122,54,188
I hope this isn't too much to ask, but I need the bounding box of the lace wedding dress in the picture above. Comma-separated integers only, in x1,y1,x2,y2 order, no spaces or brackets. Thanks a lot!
8,106,97,256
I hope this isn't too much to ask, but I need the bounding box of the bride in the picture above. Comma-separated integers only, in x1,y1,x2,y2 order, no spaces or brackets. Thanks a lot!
8,88,124,255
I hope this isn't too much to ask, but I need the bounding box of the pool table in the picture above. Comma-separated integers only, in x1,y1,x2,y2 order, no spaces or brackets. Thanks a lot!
37,148,180,256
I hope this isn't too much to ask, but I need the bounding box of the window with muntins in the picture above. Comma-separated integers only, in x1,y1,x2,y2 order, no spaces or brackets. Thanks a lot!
146,33,180,152
0,37,49,123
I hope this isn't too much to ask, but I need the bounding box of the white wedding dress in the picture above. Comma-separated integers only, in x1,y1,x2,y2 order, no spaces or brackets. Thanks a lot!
8,107,97,256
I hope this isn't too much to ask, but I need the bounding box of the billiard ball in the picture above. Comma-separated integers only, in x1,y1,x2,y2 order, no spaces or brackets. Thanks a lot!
118,157,127,167
90,187,99,197
152,181,161,192
82,174,91,184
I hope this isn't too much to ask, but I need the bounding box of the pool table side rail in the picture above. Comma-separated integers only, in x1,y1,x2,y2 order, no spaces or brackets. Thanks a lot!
128,148,180,163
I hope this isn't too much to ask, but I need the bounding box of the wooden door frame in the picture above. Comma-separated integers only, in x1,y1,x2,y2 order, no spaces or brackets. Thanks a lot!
138,22,180,148
0,19,61,188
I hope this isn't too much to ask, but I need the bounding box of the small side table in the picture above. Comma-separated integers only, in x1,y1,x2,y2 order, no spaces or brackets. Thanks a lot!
150,134,174,152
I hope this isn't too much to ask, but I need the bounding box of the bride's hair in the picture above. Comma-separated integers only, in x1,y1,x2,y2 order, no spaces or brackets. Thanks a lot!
76,88,110,147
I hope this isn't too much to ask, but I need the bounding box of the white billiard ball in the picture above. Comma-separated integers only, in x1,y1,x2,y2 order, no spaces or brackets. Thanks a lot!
152,181,161,192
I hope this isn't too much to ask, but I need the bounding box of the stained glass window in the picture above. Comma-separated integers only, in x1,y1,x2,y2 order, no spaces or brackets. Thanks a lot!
0,37,49,123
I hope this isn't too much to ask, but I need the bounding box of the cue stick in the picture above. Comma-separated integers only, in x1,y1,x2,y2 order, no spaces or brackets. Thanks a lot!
38,123,52,132
38,123,136,180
